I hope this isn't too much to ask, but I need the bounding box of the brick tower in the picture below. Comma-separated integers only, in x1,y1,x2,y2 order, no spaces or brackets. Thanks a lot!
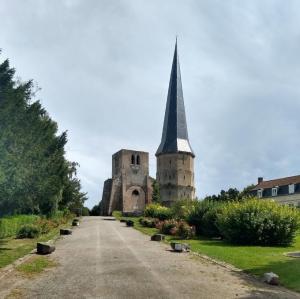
156,40,195,206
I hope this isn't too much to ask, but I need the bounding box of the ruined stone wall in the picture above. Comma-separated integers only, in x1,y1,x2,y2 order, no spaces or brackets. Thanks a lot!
100,149,152,216
156,153,195,206
99,179,112,216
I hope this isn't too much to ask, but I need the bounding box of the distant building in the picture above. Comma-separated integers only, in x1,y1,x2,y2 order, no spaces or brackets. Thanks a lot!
99,149,153,216
156,40,195,206
99,41,196,214
251,175,300,207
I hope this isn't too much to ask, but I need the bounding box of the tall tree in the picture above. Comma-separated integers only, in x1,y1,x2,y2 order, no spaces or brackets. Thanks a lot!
0,53,87,216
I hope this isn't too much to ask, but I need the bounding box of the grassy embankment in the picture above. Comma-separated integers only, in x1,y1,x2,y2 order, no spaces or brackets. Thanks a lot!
0,214,73,269
113,211,300,292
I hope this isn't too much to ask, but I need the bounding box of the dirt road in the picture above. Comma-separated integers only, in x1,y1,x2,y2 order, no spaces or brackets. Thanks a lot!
1,216,299,299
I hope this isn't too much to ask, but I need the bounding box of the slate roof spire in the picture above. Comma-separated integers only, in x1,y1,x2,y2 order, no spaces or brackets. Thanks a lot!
156,40,194,157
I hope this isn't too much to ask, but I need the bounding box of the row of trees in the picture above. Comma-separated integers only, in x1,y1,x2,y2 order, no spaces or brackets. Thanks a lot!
0,53,87,216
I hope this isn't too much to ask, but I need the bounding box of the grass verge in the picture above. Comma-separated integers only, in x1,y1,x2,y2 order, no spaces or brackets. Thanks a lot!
16,256,57,276
113,212,300,292
0,220,72,269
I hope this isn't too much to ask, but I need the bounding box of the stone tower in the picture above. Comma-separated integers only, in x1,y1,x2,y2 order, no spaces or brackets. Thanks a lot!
100,149,153,216
156,41,195,206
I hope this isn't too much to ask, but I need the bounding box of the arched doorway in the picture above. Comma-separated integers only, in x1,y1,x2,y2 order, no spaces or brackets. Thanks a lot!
124,186,146,213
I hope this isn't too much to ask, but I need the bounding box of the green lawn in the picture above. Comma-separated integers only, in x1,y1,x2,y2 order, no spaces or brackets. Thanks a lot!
17,256,57,275
0,223,70,269
113,212,300,292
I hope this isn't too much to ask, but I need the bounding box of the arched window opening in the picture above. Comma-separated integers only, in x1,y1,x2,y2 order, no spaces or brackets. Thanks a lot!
136,155,140,165
131,154,135,165
132,189,139,196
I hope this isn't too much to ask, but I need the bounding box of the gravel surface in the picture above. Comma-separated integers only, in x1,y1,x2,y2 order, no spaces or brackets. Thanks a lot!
1,216,300,299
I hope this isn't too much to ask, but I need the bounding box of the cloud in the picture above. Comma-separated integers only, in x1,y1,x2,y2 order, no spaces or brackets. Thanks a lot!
1,0,300,207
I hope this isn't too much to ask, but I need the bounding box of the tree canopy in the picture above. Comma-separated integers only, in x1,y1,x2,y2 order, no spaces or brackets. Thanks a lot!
0,53,87,216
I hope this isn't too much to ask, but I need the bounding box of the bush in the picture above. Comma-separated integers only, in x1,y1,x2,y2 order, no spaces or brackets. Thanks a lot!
35,218,56,234
216,199,300,246
17,224,41,239
186,200,218,235
144,204,172,220
82,207,90,216
139,217,157,228
201,203,224,237
0,215,40,239
159,219,178,235
177,220,195,239
158,219,195,239
170,199,198,220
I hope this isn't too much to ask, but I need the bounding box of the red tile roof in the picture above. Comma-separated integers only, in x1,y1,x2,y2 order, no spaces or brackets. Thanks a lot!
252,175,300,190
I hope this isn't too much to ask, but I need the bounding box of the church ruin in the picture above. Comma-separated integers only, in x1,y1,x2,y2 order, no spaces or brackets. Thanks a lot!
99,41,195,215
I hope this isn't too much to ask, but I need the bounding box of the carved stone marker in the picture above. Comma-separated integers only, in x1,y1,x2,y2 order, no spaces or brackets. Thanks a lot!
170,242,190,252
72,219,79,226
151,234,165,241
126,220,134,227
37,242,55,255
263,272,280,285
60,229,72,235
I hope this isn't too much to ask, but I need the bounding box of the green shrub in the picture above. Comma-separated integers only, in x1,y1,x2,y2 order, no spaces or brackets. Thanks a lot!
82,207,90,216
170,199,198,220
16,224,41,239
35,218,55,234
201,203,224,237
0,215,40,239
139,217,157,228
144,204,172,220
216,199,300,246
186,200,218,235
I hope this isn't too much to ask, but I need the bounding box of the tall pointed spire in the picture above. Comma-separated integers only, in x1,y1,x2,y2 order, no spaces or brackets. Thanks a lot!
156,40,194,157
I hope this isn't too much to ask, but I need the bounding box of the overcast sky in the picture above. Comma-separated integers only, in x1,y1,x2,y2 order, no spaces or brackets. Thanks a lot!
1,0,300,208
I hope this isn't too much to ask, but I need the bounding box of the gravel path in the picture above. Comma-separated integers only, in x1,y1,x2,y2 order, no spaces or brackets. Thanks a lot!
1,216,300,299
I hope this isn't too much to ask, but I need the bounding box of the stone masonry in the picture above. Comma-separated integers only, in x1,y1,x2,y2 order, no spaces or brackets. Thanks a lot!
100,149,153,216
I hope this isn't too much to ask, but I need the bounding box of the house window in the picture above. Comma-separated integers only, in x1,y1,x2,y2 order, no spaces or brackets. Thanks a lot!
257,189,263,198
289,184,295,194
272,187,278,197
136,155,140,165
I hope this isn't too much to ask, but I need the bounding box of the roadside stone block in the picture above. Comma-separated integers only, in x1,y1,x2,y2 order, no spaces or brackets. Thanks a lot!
60,228,72,235
151,234,165,241
37,242,55,255
170,242,190,252
126,220,134,227
72,219,79,226
262,272,280,285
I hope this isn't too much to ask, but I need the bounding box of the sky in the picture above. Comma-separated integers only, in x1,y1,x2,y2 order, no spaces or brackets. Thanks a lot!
1,0,300,208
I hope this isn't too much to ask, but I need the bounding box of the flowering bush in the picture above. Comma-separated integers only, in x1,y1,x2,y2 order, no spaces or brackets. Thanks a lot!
216,199,300,245
158,219,195,239
144,204,172,220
